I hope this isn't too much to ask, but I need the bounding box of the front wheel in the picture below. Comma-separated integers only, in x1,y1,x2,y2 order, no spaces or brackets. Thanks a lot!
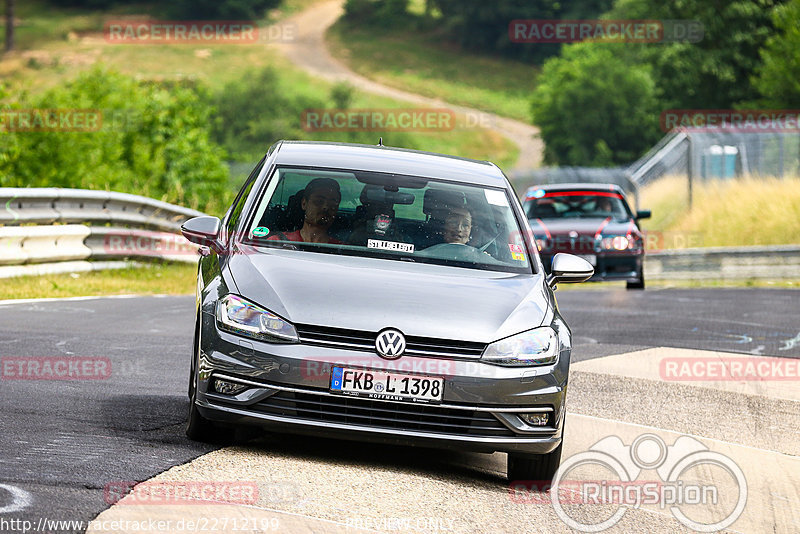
186,318,226,443
626,268,645,290
625,274,644,289
507,440,563,482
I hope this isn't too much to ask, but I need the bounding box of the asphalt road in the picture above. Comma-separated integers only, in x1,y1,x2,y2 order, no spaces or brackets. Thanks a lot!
0,289,797,532
555,288,800,360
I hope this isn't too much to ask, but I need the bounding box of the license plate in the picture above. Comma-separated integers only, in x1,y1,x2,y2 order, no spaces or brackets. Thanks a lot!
330,367,444,403
576,254,597,266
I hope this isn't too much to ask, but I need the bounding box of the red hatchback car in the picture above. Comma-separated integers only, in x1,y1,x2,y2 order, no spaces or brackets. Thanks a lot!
522,183,650,289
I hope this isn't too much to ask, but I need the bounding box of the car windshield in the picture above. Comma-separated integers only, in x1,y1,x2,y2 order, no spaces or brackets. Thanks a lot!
244,167,533,273
524,191,632,221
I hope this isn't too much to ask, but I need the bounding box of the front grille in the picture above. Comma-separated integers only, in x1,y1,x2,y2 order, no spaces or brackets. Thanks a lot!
295,324,486,359
249,389,516,437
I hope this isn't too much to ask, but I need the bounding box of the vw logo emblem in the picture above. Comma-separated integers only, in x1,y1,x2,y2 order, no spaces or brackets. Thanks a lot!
375,328,406,360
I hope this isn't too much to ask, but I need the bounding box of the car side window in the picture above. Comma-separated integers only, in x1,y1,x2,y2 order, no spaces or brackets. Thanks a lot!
224,159,264,241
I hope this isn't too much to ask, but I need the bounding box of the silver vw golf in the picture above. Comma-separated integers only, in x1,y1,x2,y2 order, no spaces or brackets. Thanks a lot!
181,141,593,481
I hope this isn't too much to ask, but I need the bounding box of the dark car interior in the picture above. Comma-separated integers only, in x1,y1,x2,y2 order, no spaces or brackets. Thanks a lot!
254,174,516,263
525,195,632,221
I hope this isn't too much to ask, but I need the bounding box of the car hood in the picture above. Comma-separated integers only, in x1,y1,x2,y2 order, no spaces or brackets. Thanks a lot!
227,247,552,343
529,218,637,237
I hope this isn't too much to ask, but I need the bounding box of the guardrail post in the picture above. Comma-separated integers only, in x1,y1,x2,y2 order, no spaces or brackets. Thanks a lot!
687,133,693,210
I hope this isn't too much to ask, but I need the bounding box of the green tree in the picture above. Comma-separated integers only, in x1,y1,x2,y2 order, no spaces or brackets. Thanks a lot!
751,0,800,107
0,68,231,213
343,0,411,27
530,42,660,165
209,67,325,160
430,0,613,63
167,0,282,20
605,0,783,109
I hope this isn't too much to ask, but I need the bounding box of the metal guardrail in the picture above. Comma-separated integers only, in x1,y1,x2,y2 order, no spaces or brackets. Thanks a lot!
2,189,796,281
1,187,205,232
1,188,204,277
646,245,800,280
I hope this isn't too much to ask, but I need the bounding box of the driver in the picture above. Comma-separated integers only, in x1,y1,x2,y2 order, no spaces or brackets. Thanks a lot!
269,178,342,244
596,197,614,214
442,207,472,245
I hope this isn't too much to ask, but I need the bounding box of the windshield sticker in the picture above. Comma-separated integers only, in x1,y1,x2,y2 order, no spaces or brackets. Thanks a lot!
368,239,415,253
252,226,270,238
508,243,526,261
484,189,509,207
374,214,392,236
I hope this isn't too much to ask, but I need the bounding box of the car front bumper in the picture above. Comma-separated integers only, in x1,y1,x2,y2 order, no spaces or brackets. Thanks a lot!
195,311,568,456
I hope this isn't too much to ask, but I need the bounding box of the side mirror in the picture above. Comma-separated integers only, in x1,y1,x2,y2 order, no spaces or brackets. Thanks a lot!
547,253,594,289
636,209,651,220
181,216,222,252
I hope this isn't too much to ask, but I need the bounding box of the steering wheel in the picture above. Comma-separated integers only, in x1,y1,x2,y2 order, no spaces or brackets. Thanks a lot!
561,209,584,218
417,242,504,265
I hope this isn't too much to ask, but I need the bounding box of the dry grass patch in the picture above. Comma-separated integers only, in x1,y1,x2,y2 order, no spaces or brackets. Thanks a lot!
638,175,800,247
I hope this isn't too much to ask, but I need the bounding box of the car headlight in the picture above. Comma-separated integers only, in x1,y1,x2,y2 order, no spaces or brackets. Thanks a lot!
482,326,559,366
215,294,299,343
600,235,631,251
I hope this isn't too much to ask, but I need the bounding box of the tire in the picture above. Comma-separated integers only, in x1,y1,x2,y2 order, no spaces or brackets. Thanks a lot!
507,440,564,483
626,269,645,290
186,316,228,443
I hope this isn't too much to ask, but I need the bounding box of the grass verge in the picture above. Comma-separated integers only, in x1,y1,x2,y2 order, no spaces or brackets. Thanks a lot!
326,21,536,122
0,262,195,300
2,1,517,170
638,175,800,248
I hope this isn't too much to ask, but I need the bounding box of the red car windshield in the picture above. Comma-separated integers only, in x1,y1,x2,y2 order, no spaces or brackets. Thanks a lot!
525,192,632,221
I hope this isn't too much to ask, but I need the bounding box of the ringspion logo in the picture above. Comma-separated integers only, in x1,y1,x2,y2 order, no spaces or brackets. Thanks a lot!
512,433,747,532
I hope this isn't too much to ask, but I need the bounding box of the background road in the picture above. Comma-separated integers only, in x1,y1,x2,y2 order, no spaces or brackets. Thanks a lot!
0,290,797,532
274,0,544,173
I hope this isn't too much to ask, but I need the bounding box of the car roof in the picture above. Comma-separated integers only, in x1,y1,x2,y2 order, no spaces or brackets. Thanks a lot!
271,141,509,188
523,182,626,199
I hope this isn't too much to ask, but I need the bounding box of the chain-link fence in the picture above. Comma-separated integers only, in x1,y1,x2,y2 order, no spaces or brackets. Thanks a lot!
510,129,800,208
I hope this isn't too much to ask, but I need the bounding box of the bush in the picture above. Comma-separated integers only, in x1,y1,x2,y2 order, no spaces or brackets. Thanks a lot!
208,67,326,160
0,68,231,214
167,0,282,20
330,82,355,110
530,42,661,166
343,0,410,27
